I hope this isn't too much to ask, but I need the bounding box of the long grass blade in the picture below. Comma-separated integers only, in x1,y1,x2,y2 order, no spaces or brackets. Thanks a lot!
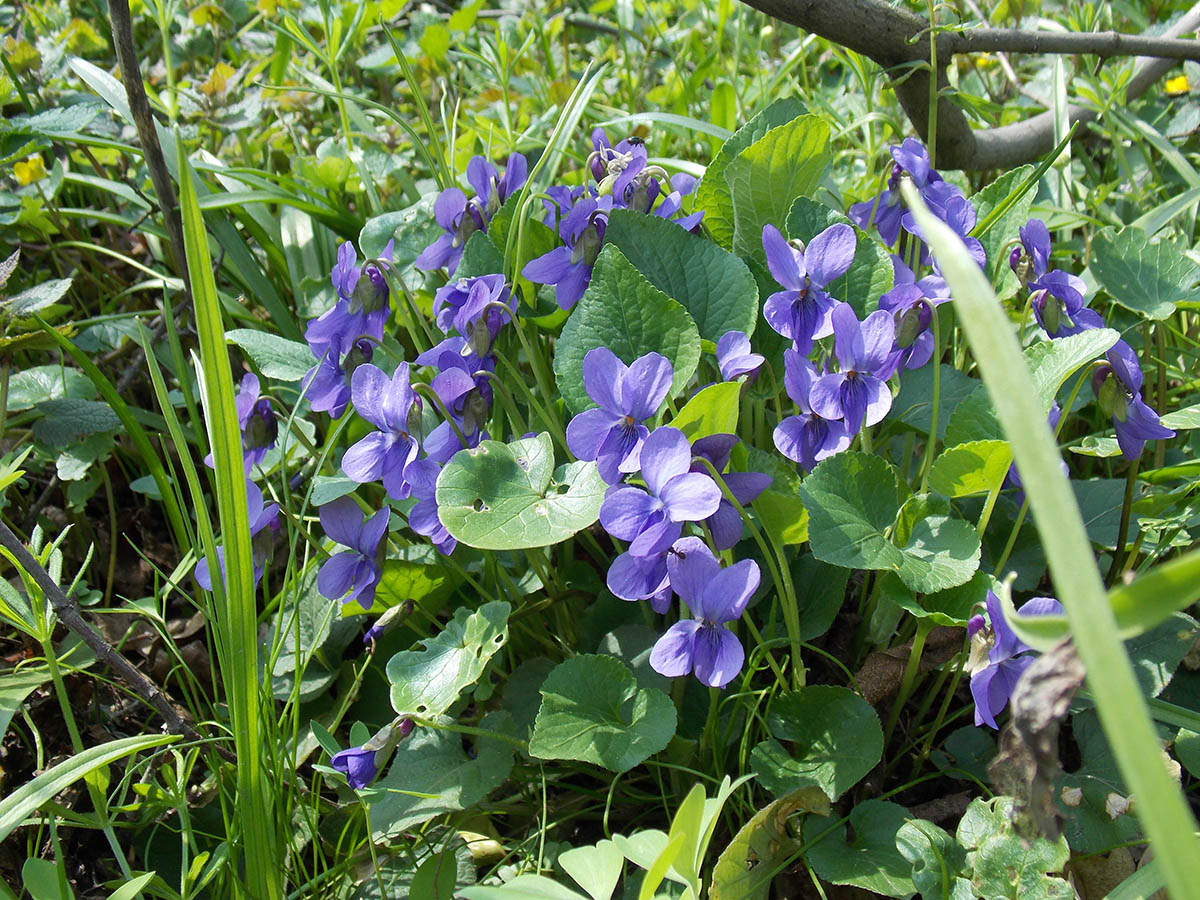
903,180,1200,899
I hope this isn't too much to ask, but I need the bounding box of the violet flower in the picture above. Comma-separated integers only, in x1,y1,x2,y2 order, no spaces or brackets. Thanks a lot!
1009,218,1098,338
523,195,610,310
405,458,457,556
306,241,393,356
809,303,897,435
716,331,764,382
331,718,414,789
690,434,771,550
648,537,760,689
565,347,674,484
773,349,852,471
317,497,389,610
848,138,944,246
878,258,949,373
431,273,513,352
467,152,528,219
195,479,280,591
598,427,722,556
204,373,277,469
302,335,374,419
761,223,856,354
414,188,485,275
607,549,673,612
969,590,1063,729
1092,340,1175,460
342,362,423,499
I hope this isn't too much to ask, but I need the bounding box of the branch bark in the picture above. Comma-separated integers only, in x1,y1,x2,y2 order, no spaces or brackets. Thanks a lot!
739,0,1200,170
108,0,191,302
0,521,199,740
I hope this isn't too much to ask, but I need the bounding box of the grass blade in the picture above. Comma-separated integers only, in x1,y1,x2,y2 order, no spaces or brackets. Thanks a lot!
903,180,1200,899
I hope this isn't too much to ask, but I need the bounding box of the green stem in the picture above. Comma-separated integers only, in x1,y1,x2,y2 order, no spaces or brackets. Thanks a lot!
883,618,933,744
1106,457,1140,585
918,306,943,492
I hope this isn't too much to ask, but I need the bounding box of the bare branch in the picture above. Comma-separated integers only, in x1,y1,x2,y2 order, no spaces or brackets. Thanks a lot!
0,521,199,740
738,0,1200,170
108,0,191,303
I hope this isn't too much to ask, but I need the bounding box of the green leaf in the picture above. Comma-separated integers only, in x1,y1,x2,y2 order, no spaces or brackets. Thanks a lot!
803,799,916,898
1091,227,1200,320
7,365,91,412
890,364,979,441
798,452,980,592
792,554,849,640
559,840,623,900
528,654,676,773
970,165,1036,299
369,711,515,839
22,859,71,900
3,277,73,317
0,734,178,844
32,398,121,448
1160,404,1200,430
0,667,53,740
748,446,809,546
104,872,156,900
669,381,740,441
945,329,1119,445
603,209,758,342
709,786,830,900
786,198,894,316
554,245,701,414
410,844,460,899
958,797,1072,899
896,819,968,900
457,230,506,279
1072,478,1141,549
386,600,510,717
1070,435,1122,458
884,570,992,627
929,440,1012,498
695,98,807,249
725,115,832,260
436,433,606,550
226,329,314,382
750,686,883,801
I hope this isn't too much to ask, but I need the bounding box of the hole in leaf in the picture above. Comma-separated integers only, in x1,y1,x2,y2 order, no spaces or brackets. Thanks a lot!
473,498,489,512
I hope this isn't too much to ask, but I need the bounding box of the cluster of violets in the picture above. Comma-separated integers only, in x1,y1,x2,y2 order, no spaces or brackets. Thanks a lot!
1006,219,1174,460
193,131,1183,788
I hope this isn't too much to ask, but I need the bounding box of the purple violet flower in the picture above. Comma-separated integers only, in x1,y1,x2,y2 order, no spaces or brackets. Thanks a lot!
431,273,514,353
848,138,943,246
523,195,610,310
467,152,528,219
969,590,1063,729
598,427,722,556
302,335,374,420
648,536,760,689
415,188,486,275
716,331,765,382
203,373,277,470
879,257,950,373
761,223,856,354
607,549,673,611
342,362,422,500
566,348,674,485
405,458,457,556
317,497,389,610
331,718,415,789
195,479,280,591
306,241,393,357
773,349,853,470
1008,219,1097,338
690,434,771,550
810,303,897,435
1092,340,1175,460
363,600,416,646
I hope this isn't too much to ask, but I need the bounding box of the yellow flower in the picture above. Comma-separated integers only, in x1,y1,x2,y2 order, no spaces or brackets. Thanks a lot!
1166,75,1190,96
14,155,47,186
199,62,236,98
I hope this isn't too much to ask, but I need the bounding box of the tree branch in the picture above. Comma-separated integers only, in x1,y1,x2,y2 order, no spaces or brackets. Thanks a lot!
108,0,191,302
0,521,199,740
738,0,1200,170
